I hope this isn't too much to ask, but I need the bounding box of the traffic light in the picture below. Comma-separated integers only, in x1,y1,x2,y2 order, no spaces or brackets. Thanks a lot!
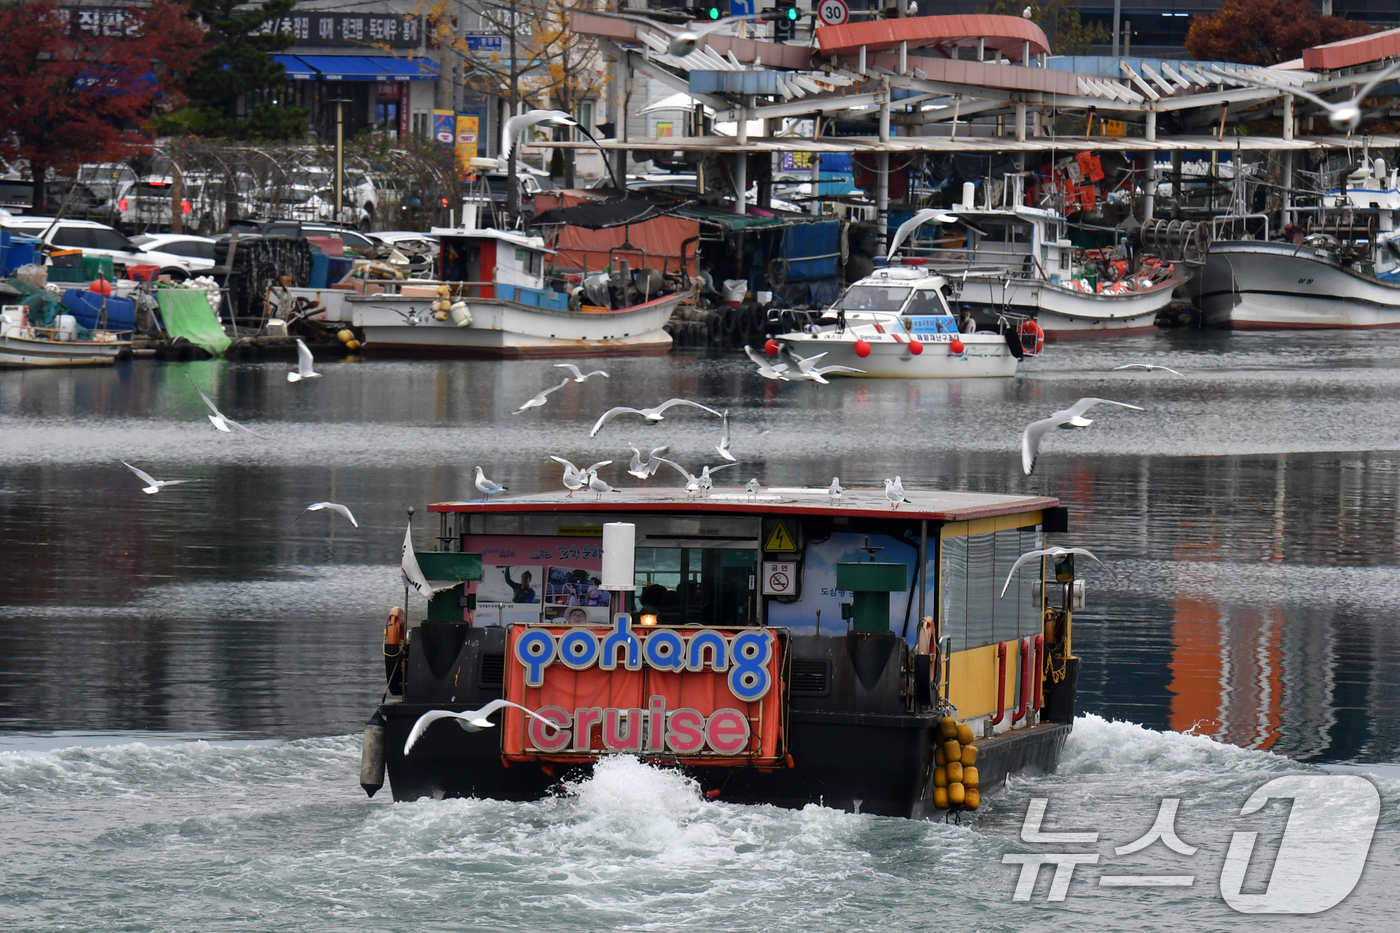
774,1,798,40
696,3,723,20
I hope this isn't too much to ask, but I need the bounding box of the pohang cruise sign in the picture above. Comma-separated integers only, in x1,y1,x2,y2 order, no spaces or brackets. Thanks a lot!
502,615,784,764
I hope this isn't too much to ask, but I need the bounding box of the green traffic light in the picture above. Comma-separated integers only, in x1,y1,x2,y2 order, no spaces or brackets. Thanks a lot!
785,5,798,17
707,6,720,18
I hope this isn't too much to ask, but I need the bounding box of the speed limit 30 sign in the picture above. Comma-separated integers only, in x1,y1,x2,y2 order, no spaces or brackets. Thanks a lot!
818,0,848,26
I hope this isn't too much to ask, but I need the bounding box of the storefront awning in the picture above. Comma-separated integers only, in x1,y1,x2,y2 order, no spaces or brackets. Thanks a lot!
276,55,440,82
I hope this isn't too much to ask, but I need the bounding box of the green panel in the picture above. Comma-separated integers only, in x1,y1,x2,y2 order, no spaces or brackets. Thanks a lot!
851,591,891,633
427,583,466,621
837,562,907,593
416,552,482,582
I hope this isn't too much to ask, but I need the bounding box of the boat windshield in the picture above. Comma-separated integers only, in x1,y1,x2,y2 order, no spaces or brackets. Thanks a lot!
834,285,911,312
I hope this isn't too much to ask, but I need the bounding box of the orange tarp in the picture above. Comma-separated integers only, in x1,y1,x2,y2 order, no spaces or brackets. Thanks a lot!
535,192,699,278
816,14,1051,61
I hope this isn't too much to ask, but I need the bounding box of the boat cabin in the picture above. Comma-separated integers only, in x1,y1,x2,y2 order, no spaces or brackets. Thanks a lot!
433,227,565,309
818,266,961,333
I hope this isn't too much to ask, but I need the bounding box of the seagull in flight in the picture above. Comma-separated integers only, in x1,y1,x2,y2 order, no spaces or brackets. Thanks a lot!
475,466,507,496
1113,363,1183,376
405,700,563,754
1022,398,1144,474
293,501,358,527
554,363,609,383
501,109,577,162
999,546,1115,597
589,398,722,437
120,460,195,495
185,373,266,438
593,12,758,58
885,476,910,509
627,445,670,482
715,411,736,462
1234,61,1400,132
515,377,571,414
550,456,612,497
287,338,321,383
780,346,865,384
885,208,957,261
745,344,790,381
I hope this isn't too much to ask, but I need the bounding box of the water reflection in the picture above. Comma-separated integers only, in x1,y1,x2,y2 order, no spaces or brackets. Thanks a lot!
3,333,1400,759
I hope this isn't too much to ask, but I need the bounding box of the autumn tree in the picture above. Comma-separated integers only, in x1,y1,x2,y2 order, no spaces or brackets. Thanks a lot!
1186,0,1370,66
0,0,204,208
985,0,1110,56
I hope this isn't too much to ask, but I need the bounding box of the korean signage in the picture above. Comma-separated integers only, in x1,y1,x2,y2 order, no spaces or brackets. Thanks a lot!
455,115,481,178
465,35,503,53
255,13,423,49
501,616,784,763
60,7,142,36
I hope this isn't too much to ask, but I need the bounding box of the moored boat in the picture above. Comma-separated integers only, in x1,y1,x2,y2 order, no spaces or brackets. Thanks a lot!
361,484,1086,819
0,307,129,368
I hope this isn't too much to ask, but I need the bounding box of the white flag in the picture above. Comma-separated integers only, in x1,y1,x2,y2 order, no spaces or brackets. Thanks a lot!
401,523,433,597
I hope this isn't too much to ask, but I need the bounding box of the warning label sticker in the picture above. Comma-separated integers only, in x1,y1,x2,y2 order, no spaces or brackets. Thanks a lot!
764,521,797,552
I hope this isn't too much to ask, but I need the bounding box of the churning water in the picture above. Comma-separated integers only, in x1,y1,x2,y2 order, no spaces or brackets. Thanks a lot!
3,330,1400,928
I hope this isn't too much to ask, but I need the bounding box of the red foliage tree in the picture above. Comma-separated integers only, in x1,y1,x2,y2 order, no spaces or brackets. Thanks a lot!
0,0,204,208
1186,0,1371,66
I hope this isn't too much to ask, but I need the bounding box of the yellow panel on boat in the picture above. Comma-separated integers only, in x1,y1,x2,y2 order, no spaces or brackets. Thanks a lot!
948,643,1001,719
939,511,1042,540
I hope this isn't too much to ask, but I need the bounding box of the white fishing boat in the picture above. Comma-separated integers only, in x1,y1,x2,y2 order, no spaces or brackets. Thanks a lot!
348,226,683,358
1197,156,1400,330
0,307,128,368
923,179,1178,339
774,265,1020,378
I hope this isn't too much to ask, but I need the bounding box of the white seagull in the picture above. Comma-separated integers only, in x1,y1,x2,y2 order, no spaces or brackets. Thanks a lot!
781,346,865,384
659,458,735,497
999,546,1115,598
1235,61,1400,132
594,12,758,58
185,373,266,438
715,410,736,462
885,476,911,509
1022,398,1145,475
287,338,321,383
1113,363,1184,376
588,472,618,499
515,377,571,414
828,477,844,502
885,208,958,261
500,109,577,162
589,398,723,437
475,466,508,496
550,456,612,497
554,363,609,383
745,345,790,381
404,700,563,754
293,501,358,527
746,478,762,499
120,460,195,495
627,445,670,482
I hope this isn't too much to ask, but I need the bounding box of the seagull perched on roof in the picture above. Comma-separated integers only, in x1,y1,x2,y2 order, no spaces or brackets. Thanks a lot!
745,344,790,381
746,478,761,499
659,458,735,497
554,363,609,383
885,476,911,509
592,12,758,58
589,398,722,437
828,477,844,503
500,109,577,162
515,377,571,414
475,466,507,496
405,701,563,754
287,338,321,383
550,456,612,497
1235,61,1400,132
120,460,195,496
185,373,266,438
999,546,1115,598
294,501,358,527
1113,363,1183,376
1021,398,1144,475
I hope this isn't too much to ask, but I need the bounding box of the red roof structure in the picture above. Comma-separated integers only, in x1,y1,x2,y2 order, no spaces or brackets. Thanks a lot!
1302,26,1400,71
816,15,1051,64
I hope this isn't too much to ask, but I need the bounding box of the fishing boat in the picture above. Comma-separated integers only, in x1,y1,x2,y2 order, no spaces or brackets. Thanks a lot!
773,263,1023,378
345,224,684,358
923,180,1178,339
0,306,128,368
1197,156,1400,330
359,484,1085,819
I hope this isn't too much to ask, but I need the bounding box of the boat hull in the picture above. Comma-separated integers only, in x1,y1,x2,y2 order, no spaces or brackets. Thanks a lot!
774,332,1018,378
352,293,680,358
0,333,125,368
1198,241,1400,330
945,275,1173,338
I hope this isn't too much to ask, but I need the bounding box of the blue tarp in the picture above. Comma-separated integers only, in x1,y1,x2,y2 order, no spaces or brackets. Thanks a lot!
776,221,841,308
276,55,439,82
62,289,136,332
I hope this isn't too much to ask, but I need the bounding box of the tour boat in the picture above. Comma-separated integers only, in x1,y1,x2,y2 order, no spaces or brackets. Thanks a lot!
1197,156,1400,330
773,264,1023,378
344,225,684,358
359,484,1085,819
0,307,128,368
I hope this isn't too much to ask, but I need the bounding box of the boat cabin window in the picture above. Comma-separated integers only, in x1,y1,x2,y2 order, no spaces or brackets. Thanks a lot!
516,247,542,276
634,547,756,627
904,290,946,316
834,285,911,312
941,526,1044,653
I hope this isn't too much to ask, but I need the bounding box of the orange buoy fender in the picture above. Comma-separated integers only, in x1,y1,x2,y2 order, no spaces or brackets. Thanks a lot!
1018,320,1044,355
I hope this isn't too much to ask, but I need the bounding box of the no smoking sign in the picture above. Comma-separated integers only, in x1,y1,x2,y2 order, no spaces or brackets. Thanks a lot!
762,561,798,596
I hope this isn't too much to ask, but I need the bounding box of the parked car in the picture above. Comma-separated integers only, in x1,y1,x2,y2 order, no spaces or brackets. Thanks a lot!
0,217,209,278
299,224,384,257
129,233,218,270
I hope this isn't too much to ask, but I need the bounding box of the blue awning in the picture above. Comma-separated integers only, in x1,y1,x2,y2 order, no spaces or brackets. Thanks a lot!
276,54,439,82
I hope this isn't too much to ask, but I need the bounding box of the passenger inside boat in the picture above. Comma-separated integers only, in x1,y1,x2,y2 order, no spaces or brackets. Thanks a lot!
633,546,757,627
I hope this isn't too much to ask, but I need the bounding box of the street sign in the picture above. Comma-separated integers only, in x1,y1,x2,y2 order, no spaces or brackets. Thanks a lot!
818,0,848,26
762,561,798,596
465,35,502,52
729,0,755,17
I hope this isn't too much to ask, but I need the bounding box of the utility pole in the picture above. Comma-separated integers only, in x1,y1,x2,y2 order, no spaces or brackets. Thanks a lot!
331,98,350,223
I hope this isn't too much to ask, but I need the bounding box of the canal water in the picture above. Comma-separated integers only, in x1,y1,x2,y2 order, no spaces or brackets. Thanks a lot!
2,331,1398,930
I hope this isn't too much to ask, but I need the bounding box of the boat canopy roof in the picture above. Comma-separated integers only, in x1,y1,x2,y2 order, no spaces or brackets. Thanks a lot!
430,486,1058,523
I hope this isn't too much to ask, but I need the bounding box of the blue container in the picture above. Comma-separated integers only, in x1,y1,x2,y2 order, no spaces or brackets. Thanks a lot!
2,234,40,277
62,289,137,332
309,252,330,289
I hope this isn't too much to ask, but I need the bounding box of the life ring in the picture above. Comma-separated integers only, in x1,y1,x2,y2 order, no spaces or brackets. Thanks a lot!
385,606,406,648
1018,320,1044,356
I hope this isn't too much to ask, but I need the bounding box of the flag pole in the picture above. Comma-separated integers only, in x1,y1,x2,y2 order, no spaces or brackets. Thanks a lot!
405,505,413,611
